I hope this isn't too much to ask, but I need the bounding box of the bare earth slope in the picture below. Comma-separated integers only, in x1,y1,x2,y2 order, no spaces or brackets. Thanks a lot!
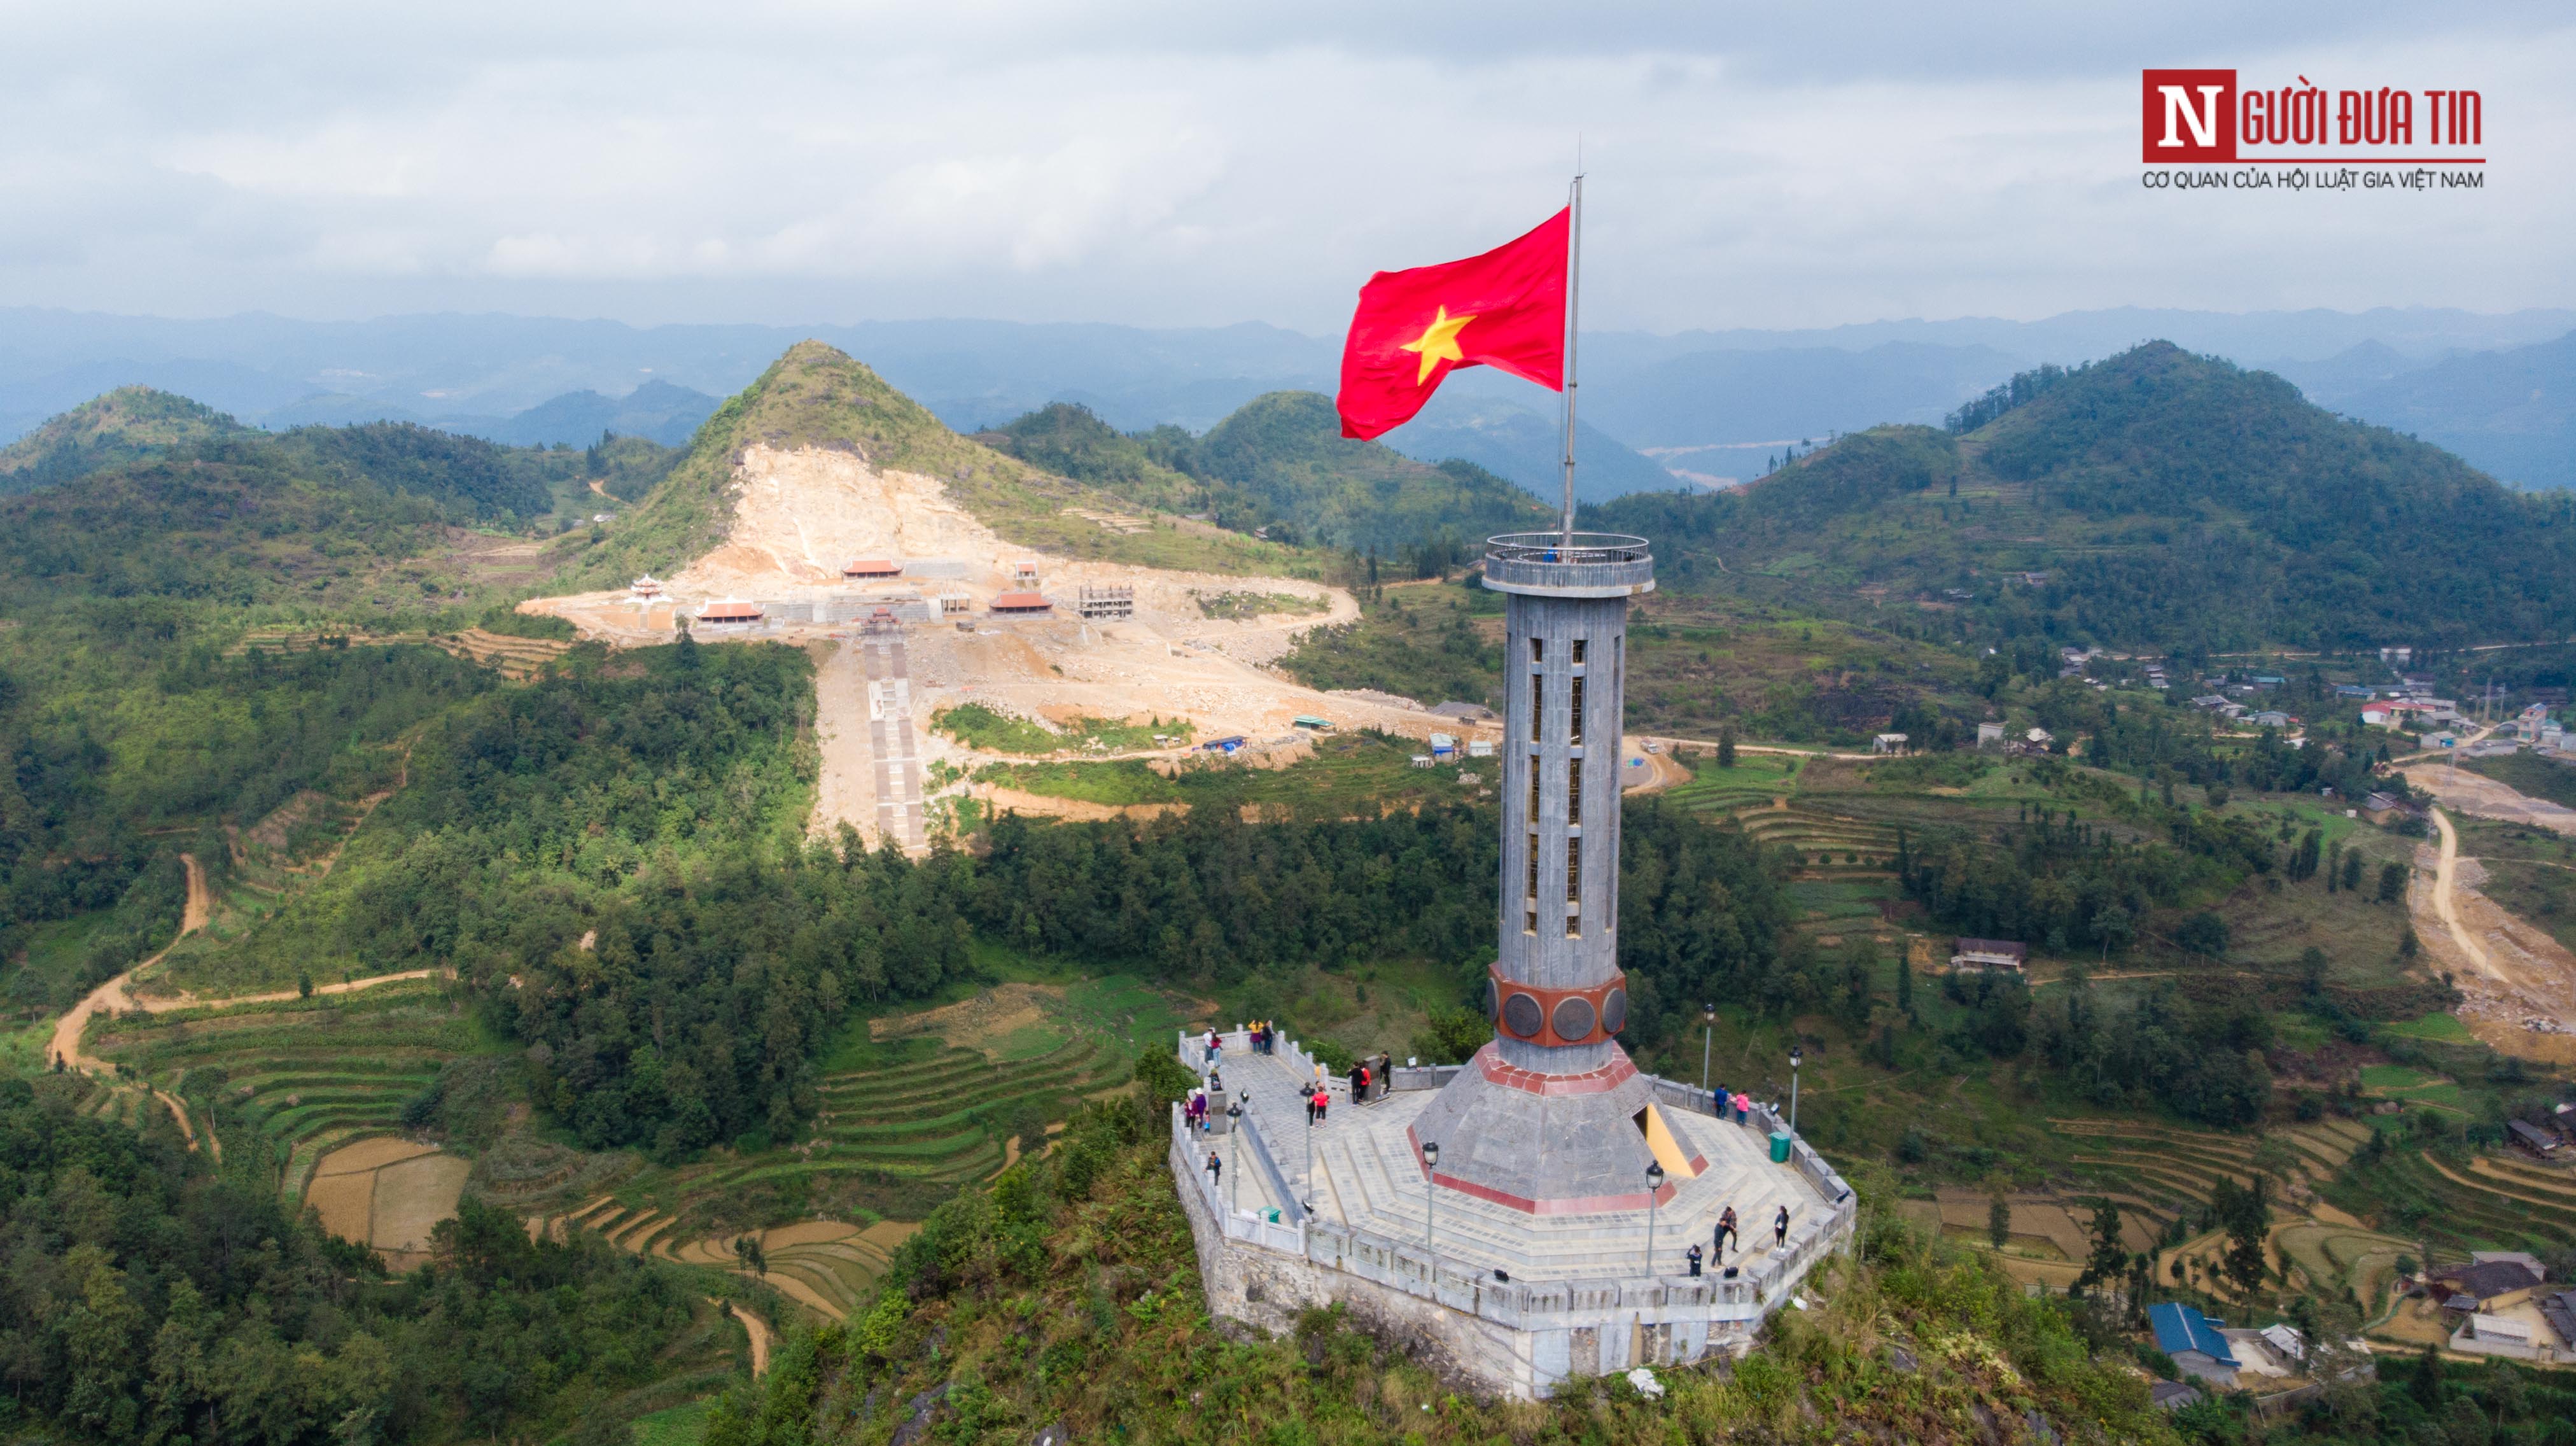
524,343,1481,850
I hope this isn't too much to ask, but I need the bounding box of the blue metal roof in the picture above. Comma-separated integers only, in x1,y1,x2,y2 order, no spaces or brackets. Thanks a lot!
2148,1303,2237,1365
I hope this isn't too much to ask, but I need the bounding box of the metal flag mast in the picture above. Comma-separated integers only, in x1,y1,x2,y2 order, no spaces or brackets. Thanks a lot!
1558,169,1583,550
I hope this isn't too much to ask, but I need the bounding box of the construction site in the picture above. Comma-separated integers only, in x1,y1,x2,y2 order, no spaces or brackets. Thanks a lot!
522,441,1503,852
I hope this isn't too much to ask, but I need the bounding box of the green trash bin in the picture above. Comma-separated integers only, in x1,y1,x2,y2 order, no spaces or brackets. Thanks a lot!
1768,1130,1793,1163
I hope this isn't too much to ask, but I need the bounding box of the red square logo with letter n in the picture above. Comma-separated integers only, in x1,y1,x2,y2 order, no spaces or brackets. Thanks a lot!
2141,69,2236,162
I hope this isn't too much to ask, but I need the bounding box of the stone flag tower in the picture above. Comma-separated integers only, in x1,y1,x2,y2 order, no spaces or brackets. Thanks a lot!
1408,531,1667,1214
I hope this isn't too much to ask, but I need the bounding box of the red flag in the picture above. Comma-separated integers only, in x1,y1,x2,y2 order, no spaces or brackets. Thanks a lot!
1334,209,1568,440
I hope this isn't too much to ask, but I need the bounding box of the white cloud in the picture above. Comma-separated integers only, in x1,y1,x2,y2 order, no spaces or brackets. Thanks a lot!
1,3,2568,327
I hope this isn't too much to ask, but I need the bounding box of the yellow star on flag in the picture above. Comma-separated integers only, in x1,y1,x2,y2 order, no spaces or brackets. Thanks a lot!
1398,305,1476,386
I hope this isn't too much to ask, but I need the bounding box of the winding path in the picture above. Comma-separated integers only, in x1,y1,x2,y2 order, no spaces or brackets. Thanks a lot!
48,853,444,1159
2425,806,2495,976
715,1298,774,1377
50,855,215,1152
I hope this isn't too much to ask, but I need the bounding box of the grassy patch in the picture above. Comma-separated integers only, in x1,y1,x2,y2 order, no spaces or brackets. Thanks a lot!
629,1396,714,1446
2377,1012,2475,1044
979,730,1496,819
933,704,1191,757
1192,589,1329,621
1276,579,1504,708
2464,752,2576,810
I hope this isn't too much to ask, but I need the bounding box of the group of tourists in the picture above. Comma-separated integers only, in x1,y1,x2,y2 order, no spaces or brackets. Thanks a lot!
1203,1023,1282,1065
1681,1203,1791,1277
1708,1082,1761,1124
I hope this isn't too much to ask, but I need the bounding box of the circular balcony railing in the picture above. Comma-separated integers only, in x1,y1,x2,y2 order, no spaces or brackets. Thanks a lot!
1481,533,1655,596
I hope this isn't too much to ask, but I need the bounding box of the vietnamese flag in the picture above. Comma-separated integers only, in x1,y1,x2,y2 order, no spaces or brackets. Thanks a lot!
1334,208,1569,440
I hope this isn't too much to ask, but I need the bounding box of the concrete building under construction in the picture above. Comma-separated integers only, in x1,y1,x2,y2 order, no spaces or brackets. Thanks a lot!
1075,584,1135,620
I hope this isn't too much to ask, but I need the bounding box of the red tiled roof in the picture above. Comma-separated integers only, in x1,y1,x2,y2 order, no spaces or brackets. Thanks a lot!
843,559,901,575
697,600,762,621
990,591,1053,612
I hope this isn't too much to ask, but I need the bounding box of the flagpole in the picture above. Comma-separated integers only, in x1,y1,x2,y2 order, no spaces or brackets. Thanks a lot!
1560,171,1583,550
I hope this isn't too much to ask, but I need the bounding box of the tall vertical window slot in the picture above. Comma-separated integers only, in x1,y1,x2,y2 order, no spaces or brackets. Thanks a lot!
1567,760,1583,824
1565,843,1581,901
1572,639,1586,664
1525,834,1539,904
1565,909,1580,938
1527,768,1540,824
1530,638,1543,663
1530,675,1543,743
1569,677,1585,745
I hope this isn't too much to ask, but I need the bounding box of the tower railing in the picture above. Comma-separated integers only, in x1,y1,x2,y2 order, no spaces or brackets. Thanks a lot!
1484,532,1652,565
1481,533,1655,596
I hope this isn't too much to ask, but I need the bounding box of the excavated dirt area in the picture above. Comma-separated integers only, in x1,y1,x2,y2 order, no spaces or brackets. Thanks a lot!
524,445,1487,850
2406,764,2576,836
2407,807,2576,1063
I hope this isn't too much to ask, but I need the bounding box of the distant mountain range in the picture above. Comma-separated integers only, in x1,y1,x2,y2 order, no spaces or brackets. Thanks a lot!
1590,342,2576,654
5,304,2573,495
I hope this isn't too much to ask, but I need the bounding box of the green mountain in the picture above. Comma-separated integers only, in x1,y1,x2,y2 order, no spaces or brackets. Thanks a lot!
565,340,1320,587
0,438,447,611
981,390,1550,554
278,419,557,522
1180,390,1549,553
976,401,1207,516
1593,342,2576,653
0,384,252,495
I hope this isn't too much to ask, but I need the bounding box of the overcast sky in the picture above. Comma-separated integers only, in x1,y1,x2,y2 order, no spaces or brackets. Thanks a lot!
5,1,2569,332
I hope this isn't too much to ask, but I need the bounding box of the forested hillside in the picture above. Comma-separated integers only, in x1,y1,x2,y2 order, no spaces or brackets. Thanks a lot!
1593,342,2576,652
0,384,253,495
0,1074,742,1445
981,391,1550,552
1179,390,1546,551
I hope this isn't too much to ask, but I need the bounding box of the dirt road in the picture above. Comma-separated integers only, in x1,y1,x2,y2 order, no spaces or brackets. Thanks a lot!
2408,804,2576,1061
50,855,213,1151
2425,808,2491,973
715,1298,773,1377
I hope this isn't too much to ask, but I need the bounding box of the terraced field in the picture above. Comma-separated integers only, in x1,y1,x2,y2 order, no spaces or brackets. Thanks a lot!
86,982,480,1200
528,1030,1128,1319
2050,1116,2370,1224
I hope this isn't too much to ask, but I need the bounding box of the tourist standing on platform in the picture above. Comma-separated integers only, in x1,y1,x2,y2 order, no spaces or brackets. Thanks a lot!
1715,1205,1739,1259
1774,1205,1790,1249
1686,1243,1704,1277
1312,1086,1328,1126
1205,1150,1222,1188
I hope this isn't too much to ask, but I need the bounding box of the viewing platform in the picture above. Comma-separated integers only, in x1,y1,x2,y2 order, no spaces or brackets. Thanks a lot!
1481,532,1655,599
1170,1028,1852,1397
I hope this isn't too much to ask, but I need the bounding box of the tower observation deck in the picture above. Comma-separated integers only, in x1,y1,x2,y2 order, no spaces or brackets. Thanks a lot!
1406,533,1665,1213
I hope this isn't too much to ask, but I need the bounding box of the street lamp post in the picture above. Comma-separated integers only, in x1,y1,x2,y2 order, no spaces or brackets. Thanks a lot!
1644,1162,1666,1274
1422,1141,1441,1253
1788,1043,1803,1136
1226,1100,1243,1212
1700,1004,1716,1092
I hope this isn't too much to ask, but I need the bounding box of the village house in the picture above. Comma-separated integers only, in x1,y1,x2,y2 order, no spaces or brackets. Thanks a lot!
2510,1120,2564,1158
1949,938,2028,973
2427,1258,2544,1317
2150,1303,2241,1389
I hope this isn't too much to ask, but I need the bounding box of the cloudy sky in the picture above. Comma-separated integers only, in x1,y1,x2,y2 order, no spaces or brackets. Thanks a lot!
6,1,2570,332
